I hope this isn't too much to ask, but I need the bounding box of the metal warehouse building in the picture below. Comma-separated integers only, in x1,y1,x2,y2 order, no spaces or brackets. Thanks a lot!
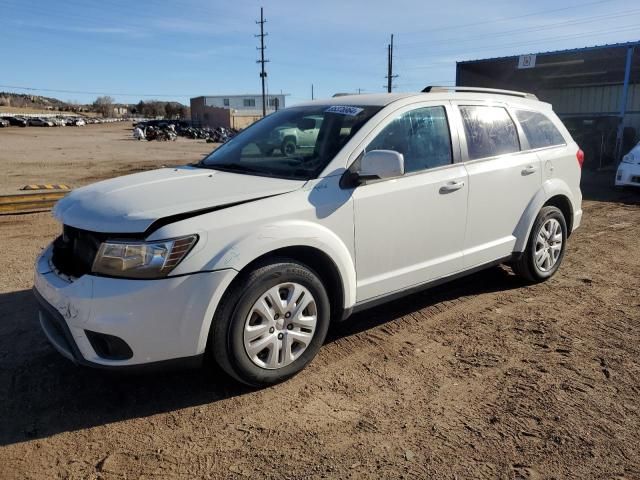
456,41,639,168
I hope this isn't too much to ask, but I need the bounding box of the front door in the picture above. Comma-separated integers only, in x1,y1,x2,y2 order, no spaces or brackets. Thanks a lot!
352,104,468,302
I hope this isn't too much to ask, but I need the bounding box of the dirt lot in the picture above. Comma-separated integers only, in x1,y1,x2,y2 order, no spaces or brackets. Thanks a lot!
0,125,639,479
0,123,213,194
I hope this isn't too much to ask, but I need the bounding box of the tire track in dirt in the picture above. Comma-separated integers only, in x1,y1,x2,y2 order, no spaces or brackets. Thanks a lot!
1,192,640,479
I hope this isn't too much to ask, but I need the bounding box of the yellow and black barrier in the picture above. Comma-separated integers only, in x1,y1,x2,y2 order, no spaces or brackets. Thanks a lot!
0,191,68,214
21,184,71,191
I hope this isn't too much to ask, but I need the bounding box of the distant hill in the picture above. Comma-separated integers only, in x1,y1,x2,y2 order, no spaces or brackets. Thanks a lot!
0,92,189,118
0,92,87,112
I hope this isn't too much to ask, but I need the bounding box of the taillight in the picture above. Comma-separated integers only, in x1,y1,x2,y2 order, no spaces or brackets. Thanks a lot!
576,149,584,168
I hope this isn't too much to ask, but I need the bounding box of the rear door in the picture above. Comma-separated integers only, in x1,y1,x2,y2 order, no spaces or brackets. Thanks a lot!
450,102,542,268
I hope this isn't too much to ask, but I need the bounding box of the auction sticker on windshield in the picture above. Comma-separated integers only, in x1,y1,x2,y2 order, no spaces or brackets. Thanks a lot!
325,105,364,116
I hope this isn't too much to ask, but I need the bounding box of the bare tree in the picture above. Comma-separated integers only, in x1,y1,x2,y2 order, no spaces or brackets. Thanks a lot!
93,96,115,117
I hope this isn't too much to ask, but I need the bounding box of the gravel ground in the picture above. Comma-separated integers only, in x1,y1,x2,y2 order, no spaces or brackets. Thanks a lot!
0,123,213,195
0,125,639,478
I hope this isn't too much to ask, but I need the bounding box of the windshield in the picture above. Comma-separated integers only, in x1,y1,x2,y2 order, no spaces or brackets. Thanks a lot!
200,105,382,180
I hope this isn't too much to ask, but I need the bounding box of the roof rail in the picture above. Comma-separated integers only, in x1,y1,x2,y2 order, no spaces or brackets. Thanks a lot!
422,86,538,100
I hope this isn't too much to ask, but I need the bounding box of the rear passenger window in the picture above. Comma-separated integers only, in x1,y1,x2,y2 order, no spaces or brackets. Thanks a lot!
459,106,520,160
515,110,565,149
367,106,452,173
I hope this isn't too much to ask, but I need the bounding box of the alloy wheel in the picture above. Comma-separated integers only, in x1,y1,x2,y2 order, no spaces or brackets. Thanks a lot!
534,218,563,272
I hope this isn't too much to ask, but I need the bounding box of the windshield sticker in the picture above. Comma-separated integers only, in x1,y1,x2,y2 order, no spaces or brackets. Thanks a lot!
325,105,364,116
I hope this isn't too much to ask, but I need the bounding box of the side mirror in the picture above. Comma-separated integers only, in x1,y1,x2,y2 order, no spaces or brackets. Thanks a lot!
358,150,405,181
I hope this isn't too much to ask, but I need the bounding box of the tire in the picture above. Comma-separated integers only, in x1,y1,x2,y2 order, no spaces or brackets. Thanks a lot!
512,206,567,283
210,259,331,387
281,137,297,157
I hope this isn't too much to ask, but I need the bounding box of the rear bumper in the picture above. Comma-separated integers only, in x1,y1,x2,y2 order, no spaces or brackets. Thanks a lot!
573,208,583,232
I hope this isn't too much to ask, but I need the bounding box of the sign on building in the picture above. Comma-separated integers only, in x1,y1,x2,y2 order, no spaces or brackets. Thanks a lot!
518,54,536,69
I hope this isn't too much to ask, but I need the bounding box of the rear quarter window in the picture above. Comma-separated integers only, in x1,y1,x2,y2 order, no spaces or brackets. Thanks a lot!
459,106,520,160
515,110,566,149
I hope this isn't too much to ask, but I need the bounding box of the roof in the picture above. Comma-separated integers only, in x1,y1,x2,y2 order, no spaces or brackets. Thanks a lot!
193,94,289,99
458,40,640,65
293,90,545,108
293,93,416,107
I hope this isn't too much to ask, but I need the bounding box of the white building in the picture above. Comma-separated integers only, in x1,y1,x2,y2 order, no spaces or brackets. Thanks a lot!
190,94,288,130
192,94,286,115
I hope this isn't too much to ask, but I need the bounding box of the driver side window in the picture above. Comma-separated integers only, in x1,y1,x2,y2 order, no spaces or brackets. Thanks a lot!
366,106,452,173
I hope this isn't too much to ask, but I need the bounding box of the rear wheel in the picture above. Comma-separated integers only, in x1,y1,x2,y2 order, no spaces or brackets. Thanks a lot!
210,259,330,387
512,206,567,283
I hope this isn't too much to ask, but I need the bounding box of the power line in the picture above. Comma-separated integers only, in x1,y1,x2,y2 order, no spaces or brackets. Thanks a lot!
255,6,269,117
0,84,193,99
399,25,640,70
397,0,613,38
396,7,640,49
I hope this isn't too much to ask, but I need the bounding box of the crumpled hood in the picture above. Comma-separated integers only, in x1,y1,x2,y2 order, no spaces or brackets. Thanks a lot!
54,166,305,233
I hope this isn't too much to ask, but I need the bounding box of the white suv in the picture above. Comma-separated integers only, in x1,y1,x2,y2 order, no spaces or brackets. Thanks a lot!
34,87,583,386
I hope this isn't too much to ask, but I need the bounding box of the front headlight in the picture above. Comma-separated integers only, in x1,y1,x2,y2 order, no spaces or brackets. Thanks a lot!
92,235,198,279
622,154,635,164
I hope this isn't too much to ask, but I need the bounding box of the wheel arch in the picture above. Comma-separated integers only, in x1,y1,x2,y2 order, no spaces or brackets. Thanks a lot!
230,245,346,322
197,241,353,355
544,194,573,235
282,134,297,145
513,182,576,252
194,219,357,354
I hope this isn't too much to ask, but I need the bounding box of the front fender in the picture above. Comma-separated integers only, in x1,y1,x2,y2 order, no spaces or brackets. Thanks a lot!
203,220,357,309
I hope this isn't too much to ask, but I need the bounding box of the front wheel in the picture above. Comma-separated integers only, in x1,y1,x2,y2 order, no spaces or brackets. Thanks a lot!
210,259,331,387
281,137,297,157
512,206,567,283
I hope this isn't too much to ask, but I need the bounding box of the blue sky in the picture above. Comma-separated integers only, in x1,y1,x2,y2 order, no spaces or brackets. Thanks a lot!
0,0,638,106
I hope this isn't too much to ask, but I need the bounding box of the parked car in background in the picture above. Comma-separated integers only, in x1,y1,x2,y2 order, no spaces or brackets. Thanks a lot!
28,117,54,127
74,119,86,126
0,118,9,128
258,115,322,156
35,87,583,386
1,115,28,127
616,141,640,188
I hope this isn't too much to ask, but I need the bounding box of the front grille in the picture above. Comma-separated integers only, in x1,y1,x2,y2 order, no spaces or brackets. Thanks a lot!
51,225,104,278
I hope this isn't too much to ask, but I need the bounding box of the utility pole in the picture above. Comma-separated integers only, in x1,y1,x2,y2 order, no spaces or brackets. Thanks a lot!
256,7,269,117
385,33,398,93
311,84,314,100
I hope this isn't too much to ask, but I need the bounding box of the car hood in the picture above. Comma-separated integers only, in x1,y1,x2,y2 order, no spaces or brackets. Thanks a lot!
53,166,306,233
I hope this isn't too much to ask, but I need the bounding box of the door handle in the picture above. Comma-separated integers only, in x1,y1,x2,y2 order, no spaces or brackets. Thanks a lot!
439,181,465,194
521,165,538,175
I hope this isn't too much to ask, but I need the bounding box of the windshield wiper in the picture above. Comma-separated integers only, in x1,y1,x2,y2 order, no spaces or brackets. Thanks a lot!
200,163,262,174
